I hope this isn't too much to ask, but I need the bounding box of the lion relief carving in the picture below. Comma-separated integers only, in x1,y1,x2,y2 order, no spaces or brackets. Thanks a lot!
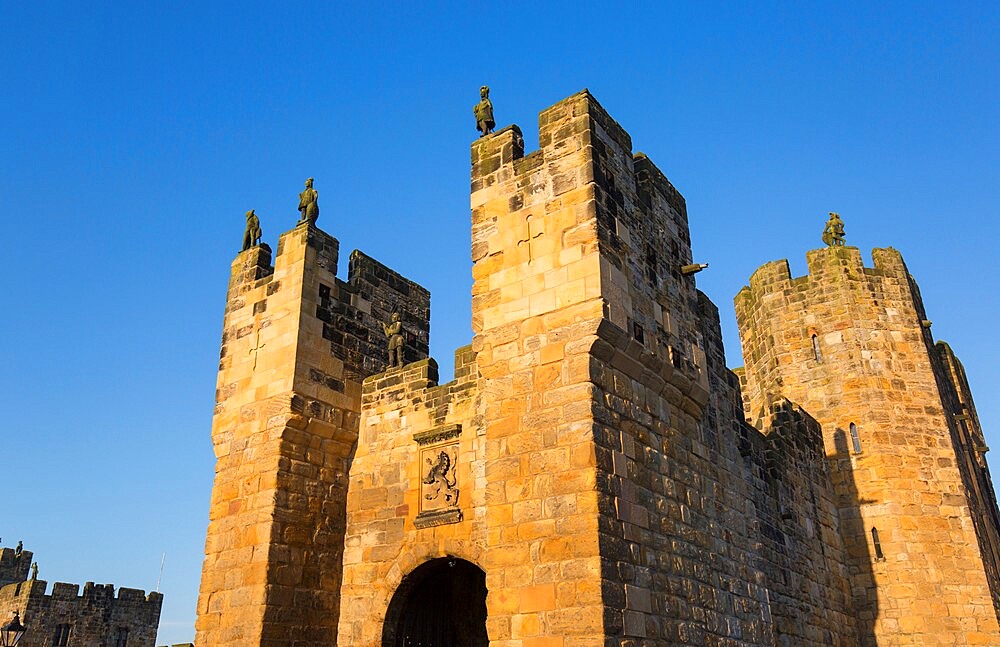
422,449,459,507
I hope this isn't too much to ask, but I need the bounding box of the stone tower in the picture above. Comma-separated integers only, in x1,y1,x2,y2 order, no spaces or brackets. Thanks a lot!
195,225,429,646
735,245,1000,644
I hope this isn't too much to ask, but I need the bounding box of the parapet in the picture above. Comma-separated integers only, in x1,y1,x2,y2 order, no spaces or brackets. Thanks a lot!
736,245,909,307
470,89,635,206
220,223,431,386
1,578,162,605
470,89,704,383
362,345,478,415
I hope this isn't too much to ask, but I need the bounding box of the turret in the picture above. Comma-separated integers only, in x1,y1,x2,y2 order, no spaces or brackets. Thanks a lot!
735,235,1000,644
195,220,429,647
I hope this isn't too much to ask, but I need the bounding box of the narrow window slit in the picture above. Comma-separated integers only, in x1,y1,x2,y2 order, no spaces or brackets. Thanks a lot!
812,334,823,362
850,423,862,454
871,526,885,561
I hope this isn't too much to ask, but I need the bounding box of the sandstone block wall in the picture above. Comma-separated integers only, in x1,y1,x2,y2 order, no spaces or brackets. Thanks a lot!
468,91,636,647
0,579,162,647
735,245,1000,645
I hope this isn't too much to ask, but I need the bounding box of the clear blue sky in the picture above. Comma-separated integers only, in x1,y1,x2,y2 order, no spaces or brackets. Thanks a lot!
2,2,997,644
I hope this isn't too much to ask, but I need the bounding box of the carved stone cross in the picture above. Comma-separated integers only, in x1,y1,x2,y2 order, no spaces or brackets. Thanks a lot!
248,329,267,370
517,214,543,263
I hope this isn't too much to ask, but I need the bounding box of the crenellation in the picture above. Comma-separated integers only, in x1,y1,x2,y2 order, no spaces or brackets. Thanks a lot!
0,562,162,647
49,582,79,599
227,244,274,302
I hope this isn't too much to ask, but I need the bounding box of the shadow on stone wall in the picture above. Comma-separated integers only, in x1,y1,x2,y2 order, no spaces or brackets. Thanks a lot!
832,428,879,647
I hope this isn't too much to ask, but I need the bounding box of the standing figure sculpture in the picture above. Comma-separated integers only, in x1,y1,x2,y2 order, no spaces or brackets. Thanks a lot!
241,209,262,251
473,85,495,137
383,312,404,368
298,177,319,225
822,211,846,246
30,562,38,580
14,541,22,560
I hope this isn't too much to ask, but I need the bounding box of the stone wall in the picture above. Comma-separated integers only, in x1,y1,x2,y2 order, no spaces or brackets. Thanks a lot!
735,245,1000,644
0,579,162,647
468,91,617,647
740,400,857,645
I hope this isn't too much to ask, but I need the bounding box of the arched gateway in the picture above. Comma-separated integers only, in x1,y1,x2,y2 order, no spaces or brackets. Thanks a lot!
382,558,488,647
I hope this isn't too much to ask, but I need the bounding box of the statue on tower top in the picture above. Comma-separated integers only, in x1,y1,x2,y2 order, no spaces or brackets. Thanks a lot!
298,177,319,225
241,209,262,251
822,212,846,246
474,86,495,137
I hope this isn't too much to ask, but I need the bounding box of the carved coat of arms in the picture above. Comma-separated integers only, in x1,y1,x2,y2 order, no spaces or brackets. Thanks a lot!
422,449,459,507
412,424,463,528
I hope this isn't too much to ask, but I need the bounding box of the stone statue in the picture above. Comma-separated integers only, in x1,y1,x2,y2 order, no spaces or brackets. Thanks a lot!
473,86,495,137
298,178,319,225
241,209,262,251
14,541,22,559
382,312,404,368
822,212,846,246
30,562,38,580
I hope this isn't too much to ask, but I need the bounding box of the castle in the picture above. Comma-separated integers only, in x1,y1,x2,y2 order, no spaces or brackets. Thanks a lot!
195,90,1000,646
0,542,163,646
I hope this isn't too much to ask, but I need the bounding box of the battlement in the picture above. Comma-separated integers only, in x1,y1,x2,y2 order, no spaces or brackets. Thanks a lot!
360,345,478,423
0,578,161,604
201,220,433,646
201,88,1000,647
737,245,909,304
470,90,707,394
735,231,1000,641
216,224,430,420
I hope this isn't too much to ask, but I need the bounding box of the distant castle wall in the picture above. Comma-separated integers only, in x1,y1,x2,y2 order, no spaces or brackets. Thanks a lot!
0,578,162,647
